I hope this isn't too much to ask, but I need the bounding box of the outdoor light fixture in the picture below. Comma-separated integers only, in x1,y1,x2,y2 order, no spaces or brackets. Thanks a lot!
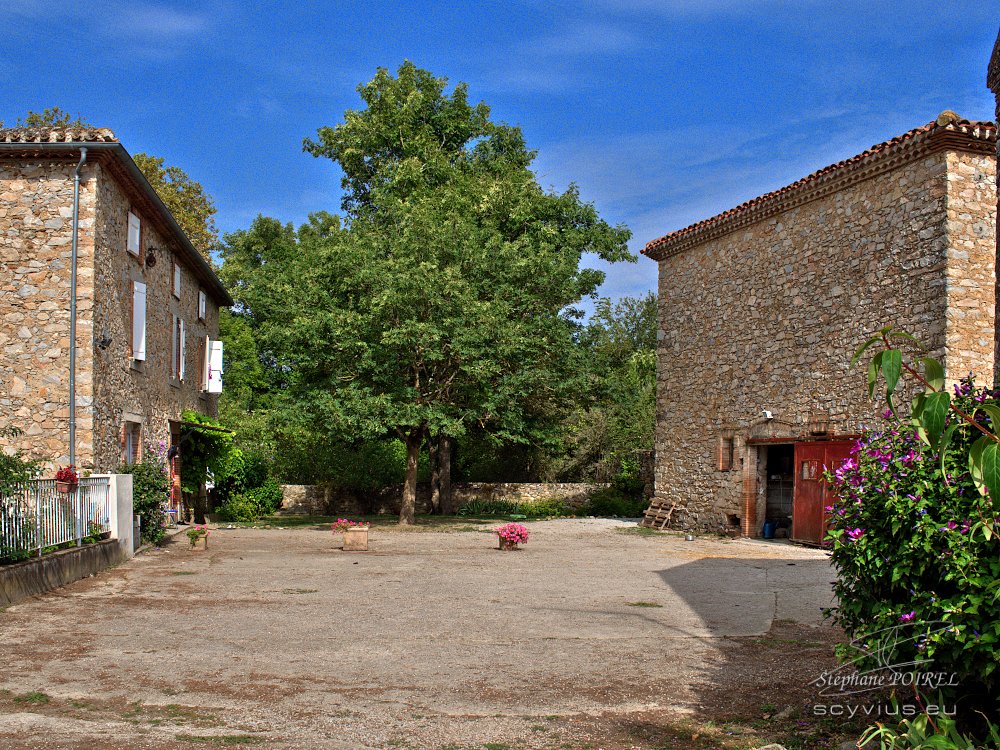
762,410,774,420
97,329,112,350
145,246,158,267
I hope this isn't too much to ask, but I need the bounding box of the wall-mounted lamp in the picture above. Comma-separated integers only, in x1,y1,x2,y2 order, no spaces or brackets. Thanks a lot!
761,409,774,420
145,246,158,267
97,329,113,350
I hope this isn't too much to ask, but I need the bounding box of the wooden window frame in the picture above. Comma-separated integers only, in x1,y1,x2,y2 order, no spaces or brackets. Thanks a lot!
718,435,736,471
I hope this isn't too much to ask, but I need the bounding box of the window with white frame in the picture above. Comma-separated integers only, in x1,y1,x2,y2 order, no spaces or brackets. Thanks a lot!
123,421,141,464
172,259,182,298
127,212,141,256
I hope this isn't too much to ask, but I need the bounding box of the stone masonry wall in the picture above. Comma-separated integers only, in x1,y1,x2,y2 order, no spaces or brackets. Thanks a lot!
0,157,222,473
0,160,97,467
91,163,221,471
278,482,605,516
991,38,1000,380
652,149,996,533
944,151,997,384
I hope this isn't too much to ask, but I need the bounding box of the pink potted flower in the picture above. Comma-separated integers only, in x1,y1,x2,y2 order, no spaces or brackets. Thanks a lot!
331,518,369,551
495,522,529,551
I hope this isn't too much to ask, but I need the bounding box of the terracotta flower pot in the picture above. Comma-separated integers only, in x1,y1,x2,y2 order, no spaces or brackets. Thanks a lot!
55,481,77,494
343,527,369,551
189,535,208,550
498,537,519,551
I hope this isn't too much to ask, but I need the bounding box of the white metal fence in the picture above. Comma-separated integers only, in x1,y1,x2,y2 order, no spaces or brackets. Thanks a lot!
0,476,113,561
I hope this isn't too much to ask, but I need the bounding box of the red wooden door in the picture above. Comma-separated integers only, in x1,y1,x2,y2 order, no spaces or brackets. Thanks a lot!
792,441,854,545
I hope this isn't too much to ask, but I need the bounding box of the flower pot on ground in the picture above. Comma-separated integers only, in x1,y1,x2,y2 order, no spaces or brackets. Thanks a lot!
331,519,369,551
495,522,529,551
187,524,209,550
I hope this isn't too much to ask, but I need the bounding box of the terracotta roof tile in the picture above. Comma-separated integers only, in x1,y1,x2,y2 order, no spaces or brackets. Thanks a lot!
0,127,118,144
643,115,997,259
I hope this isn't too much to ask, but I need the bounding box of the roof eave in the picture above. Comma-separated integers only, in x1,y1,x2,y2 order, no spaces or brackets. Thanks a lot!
642,121,997,262
0,141,233,307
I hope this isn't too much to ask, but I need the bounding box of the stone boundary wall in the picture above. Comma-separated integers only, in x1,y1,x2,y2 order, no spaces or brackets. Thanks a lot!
279,482,605,516
0,539,125,608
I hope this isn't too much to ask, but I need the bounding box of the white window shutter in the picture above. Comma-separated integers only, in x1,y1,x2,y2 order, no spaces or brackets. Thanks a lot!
171,314,178,377
127,212,141,256
208,339,224,394
198,290,206,320
132,281,146,360
202,336,211,390
173,262,182,298
179,319,186,380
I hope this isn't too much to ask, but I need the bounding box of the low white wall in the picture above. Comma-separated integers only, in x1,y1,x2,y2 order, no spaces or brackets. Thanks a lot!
99,473,135,558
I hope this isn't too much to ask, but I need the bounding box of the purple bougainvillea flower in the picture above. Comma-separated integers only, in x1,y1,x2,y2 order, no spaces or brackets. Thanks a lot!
847,527,864,541
899,611,916,623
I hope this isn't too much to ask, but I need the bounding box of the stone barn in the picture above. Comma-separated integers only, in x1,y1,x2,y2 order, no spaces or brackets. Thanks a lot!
640,114,997,543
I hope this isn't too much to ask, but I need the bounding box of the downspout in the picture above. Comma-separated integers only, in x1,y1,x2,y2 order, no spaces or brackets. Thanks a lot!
69,147,87,473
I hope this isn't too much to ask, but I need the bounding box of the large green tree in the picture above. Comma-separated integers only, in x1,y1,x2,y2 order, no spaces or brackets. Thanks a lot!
282,62,632,523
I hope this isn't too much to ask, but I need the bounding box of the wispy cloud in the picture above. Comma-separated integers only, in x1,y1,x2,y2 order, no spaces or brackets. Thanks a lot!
126,5,209,36
524,20,645,56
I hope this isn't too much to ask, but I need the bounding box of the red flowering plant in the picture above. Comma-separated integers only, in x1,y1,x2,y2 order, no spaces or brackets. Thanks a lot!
828,328,1000,725
54,465,79,484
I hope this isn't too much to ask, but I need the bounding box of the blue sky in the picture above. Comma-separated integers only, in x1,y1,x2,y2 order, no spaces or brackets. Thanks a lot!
4,1,998,302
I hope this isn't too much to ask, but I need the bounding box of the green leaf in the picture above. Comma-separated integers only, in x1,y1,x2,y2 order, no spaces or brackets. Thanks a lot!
889,330,925,350
981,439,1000,504
851,336,882,367
939,422,961,480
970,435,990,494
920,357,944,392
881,349,902,396
977,404,1000,434
920,391,951,447
867,351,883,399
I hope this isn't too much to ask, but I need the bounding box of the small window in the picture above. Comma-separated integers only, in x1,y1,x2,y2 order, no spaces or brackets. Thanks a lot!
198,289,207,321
172,259,182,299
123,421,141,465
127,212,141,256
719,436,735,471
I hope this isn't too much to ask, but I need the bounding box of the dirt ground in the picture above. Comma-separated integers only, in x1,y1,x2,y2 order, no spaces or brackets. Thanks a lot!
0,518,865,749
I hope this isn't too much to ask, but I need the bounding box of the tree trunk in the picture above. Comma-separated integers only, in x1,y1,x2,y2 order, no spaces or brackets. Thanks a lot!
429,434,441,514
400,430,421,525
439,434,454,515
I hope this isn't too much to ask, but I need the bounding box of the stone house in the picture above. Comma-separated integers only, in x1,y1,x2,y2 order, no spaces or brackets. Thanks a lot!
0,128,231,497
640,114,997,544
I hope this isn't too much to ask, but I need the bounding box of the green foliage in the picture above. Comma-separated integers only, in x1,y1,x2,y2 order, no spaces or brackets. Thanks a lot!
132,153,219,260
582,487,648,518
518,498,569,518
217,494,261,523
179,411,234,495
16,107,88,128
859,709,1000,749
457,499,523,518
840,331,1000,722
119,447,170,545
0,427,39,497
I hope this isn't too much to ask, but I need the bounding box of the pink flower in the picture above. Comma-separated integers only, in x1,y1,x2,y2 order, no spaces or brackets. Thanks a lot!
847,527,864,541
899,611,916,623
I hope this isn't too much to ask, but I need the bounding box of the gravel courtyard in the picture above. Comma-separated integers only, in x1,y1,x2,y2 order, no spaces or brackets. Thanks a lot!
0,519,845,749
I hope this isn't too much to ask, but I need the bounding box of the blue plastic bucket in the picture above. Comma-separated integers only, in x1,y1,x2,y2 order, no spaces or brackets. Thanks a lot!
762,520,777,539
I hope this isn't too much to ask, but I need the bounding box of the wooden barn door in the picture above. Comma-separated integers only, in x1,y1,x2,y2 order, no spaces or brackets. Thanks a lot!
792,441,854,545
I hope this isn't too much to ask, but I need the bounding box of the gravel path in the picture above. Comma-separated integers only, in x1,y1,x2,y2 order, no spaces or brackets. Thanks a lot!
0,519,836,749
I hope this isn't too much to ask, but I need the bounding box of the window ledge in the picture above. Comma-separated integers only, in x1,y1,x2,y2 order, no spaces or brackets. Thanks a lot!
130,360,145,373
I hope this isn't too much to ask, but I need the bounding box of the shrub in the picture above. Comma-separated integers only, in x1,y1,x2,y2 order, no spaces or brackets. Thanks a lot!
120,447,170,545
519,498,569,518
457,498,523,517
217,494,261,522
838,329,1000,728
582,487,647,517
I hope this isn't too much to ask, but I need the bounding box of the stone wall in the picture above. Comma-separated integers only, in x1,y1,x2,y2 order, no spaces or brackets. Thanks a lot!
0,156,222,472
649,146,996,534
0,160,97,466
91,162,221,471
990,32,1000,378
279,482,604,516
